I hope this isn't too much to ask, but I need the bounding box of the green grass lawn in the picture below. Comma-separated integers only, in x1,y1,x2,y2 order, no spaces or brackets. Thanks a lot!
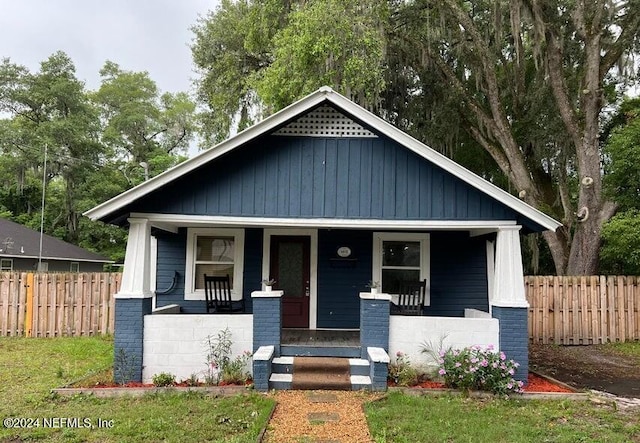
603,340,640,358
365,391,640,443
0,336,274,442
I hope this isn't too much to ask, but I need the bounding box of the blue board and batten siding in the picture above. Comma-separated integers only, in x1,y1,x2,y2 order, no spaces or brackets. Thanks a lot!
130,135,542,232
154,228,489,324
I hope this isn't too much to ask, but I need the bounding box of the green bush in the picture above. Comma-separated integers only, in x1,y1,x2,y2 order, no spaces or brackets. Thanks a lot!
152,372,176,387
438,345,523,396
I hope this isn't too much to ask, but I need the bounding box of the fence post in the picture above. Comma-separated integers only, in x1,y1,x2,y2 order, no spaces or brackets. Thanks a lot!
24,273,34,337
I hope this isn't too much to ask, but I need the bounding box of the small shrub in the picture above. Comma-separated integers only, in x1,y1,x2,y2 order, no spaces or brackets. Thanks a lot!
182,373,200,387
114,348,137,385
438,345,523,396
388,351,419,386
205,328,252,385
152,372,176,387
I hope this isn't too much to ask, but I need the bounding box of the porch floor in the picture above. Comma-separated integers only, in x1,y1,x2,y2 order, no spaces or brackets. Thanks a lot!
281,329,360,347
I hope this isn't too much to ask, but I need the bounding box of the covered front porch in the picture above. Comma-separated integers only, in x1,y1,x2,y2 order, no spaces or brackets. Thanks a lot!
115,215,528,390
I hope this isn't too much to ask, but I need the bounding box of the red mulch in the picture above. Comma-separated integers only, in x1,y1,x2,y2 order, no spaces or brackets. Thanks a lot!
388,373,573,393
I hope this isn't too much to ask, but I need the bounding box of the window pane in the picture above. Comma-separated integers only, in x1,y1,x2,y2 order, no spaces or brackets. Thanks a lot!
196,237,234,262
382,269,420,294
195,264,234,290
382,241,420,267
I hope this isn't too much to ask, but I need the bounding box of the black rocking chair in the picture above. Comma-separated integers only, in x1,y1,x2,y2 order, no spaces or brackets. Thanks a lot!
204,274,245,313
391,279,427,315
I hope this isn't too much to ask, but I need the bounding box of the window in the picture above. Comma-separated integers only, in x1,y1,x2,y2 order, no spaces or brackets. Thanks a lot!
185,228,244,300
70,262,80,273
0,259,13,271
372,233,430,303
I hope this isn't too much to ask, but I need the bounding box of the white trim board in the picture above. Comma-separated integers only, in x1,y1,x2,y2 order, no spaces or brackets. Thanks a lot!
85,87,561,232
131,213,518,230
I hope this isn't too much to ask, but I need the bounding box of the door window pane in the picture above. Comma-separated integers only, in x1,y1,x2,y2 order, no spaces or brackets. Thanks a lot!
278,241,304,297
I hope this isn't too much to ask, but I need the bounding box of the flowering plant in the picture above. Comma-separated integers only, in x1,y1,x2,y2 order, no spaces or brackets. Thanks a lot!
437,345,523,396
388,351,419,386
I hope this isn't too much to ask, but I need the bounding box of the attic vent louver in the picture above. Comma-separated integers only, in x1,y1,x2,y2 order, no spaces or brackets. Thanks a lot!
273,105,377,138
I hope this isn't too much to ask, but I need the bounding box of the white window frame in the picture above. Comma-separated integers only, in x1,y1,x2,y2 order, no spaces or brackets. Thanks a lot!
372,232,430,305
185,228,245,301
70,262,80,273
0,258,13,271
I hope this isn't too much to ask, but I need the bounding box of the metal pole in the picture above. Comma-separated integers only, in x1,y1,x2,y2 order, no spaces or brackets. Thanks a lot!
38,145,47,272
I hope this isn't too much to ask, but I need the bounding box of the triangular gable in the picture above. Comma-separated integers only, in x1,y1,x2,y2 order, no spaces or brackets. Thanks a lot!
85,87,560,232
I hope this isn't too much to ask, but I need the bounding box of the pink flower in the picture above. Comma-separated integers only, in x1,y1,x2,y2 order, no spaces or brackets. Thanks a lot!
455,362,462,368
480,359,488,367
487,344,495,351
500,352,506,361
438,368,447,375
396,351,404,357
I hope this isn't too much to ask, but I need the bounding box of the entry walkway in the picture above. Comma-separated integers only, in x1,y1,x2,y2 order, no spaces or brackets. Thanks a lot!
263,390,378,443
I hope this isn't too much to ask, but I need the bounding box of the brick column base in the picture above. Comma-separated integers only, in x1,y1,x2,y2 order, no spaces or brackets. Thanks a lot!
114,297,152,383
360,292,390,359
492,306,528,383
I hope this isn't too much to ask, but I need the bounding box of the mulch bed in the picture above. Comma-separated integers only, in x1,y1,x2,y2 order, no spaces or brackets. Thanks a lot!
388,372,574,393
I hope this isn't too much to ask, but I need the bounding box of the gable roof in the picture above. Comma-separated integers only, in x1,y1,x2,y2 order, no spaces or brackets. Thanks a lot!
0,218,112,263
85,87,561,232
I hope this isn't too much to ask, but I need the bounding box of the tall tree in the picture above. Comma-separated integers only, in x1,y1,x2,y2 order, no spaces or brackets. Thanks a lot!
93,61,196,184
192,0,640,274
0,52,104,242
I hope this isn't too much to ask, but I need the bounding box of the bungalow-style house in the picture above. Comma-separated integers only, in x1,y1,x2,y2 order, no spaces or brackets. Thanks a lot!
86,87,560,390
0,218,112,272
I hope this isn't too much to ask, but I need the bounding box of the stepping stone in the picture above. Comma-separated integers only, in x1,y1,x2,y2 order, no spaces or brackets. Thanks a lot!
307,412,340,423
307,392,338,403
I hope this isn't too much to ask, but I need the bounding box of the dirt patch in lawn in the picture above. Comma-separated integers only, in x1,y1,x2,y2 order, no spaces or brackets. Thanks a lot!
529,344,640,398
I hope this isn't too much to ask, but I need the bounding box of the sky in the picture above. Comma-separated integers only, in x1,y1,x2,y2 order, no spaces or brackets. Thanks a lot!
0,0,218,94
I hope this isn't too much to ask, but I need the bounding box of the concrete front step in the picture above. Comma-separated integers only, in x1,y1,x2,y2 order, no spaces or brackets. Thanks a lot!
268,373,372,390
269,357,372,390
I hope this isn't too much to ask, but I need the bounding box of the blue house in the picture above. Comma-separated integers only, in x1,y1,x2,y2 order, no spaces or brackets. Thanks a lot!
86,87,560,390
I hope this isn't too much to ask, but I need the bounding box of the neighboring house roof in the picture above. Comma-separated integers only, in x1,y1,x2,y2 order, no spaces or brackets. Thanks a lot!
0,218,112,263
85,86,561,232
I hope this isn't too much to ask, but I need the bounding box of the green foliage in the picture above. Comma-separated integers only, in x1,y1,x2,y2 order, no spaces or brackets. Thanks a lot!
152,372,176,387
438,345,523,396
0,52,195,262
604,100,640,210
191,0,387,143
113,348,138,385
388,351,419,386
0,337,275,442
204,327,252,385
255,0,387,111
366,391,640,442
600,210,640,274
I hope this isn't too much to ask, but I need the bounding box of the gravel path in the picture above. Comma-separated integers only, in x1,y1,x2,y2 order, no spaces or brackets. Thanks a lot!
263,390,380,443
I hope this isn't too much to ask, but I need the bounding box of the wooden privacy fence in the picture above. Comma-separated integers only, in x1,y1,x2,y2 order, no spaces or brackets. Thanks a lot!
527,275,640,344
0,272,120,337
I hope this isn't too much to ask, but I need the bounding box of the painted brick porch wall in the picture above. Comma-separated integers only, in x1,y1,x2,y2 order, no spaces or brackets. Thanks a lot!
114,298,152,382
492,306,528,382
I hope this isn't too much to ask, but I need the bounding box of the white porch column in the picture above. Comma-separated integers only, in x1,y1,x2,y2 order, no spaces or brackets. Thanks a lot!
116,217,152,299
492,226,528,308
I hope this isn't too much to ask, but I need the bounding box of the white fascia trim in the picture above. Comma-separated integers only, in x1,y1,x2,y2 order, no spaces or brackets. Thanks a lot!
131,213,518,230
184,227,245,301
86,87,560,232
